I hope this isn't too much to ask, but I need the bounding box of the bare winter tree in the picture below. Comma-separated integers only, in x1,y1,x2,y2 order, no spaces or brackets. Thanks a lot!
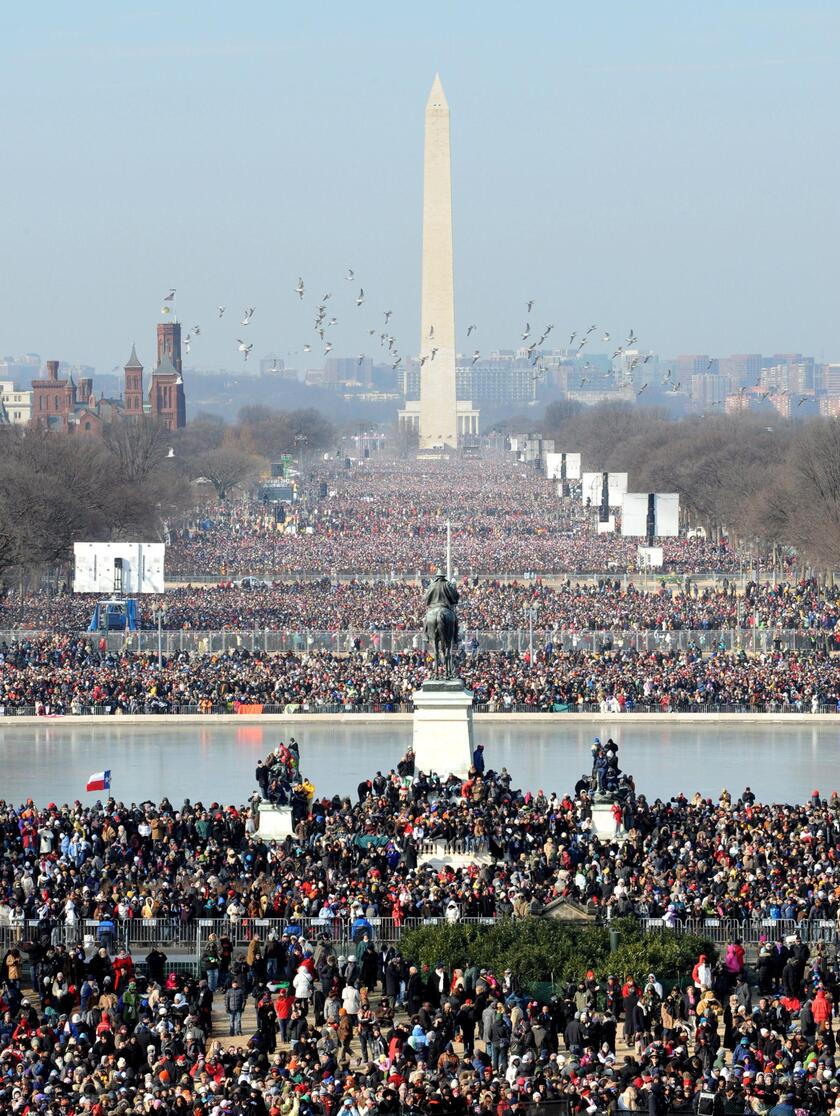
191,447,263,501
788,419,840,570
102,416,171,485
0,426,187,586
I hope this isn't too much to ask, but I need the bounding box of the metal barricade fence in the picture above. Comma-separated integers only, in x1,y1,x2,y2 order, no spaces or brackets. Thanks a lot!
8,911,839,967
0,628,836,658
190,914,499,958
637,915,840,946
116,917,202,949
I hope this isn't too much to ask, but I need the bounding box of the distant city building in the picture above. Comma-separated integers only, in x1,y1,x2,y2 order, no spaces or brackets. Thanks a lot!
690,373,728,408
725,385,819,418
458,357,534,406
760,358,814,395
822,364,840,395
370,364,397,392
0,380,32,425
0,354,41,384
615,349,657,389
259,354,288,378
324,356,373,386
719,354,762,389
400,354,533,407
768,392,792,419
763,353,803,369
675,355,715,379
398,366,419,400
569,385,635,405
725,391,749,414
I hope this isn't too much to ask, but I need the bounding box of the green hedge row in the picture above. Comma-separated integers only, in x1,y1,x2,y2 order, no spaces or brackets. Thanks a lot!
397,917,716,986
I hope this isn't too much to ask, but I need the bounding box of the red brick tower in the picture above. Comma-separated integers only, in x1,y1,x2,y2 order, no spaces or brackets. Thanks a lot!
123,343,144,417
31,360,72,430
149,353,186,430
156,322,182,376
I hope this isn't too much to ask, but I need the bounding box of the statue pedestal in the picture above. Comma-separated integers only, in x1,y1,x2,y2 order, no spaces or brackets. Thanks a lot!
257,803,294,840
590,800,626,844
411,679,474,779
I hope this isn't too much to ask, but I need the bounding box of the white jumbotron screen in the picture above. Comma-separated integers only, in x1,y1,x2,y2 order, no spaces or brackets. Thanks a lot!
73,542,165,594
545,452,581,481
581,472,628,506
621,493,679,537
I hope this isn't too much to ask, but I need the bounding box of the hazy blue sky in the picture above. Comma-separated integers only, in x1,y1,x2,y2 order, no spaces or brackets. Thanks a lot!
1,1,839,373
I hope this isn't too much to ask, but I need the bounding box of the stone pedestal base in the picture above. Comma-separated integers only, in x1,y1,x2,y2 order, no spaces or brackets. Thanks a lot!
417,840,493,870
591,801,626,844
411,679,474,779
257,803,294,840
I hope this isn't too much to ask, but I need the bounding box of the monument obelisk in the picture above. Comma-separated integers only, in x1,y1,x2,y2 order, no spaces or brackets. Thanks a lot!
418,74,458,451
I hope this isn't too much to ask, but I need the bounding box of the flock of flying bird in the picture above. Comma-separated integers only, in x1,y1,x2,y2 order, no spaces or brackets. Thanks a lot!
163,278,654,386
158,283,814,410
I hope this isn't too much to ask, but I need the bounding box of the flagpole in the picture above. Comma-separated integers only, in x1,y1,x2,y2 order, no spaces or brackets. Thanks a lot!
446,520,451,581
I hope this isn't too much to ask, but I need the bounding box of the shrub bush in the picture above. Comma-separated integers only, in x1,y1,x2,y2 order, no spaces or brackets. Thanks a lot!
397,917,716,986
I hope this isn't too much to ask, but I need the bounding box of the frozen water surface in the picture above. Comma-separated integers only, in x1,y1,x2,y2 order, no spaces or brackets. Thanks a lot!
1,719,838,808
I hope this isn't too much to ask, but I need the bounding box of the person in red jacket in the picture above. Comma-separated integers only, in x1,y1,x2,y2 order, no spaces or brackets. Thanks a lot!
274,986,294,1043
112,948,135,994
813,985,832,1029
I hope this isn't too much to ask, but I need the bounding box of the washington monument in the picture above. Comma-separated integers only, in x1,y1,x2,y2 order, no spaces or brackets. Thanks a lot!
418,74,459,451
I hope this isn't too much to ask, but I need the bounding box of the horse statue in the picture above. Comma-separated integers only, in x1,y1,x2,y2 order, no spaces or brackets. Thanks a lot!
423,571,459,679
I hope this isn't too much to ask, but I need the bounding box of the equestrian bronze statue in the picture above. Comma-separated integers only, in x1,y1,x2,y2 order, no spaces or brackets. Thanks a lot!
423,571,459,678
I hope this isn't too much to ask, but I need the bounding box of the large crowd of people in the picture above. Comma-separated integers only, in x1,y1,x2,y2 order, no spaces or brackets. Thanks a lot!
3,454,835,1107
164,460,753,578
1,637,840,714
3,581,837,640
2,739,840,1113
